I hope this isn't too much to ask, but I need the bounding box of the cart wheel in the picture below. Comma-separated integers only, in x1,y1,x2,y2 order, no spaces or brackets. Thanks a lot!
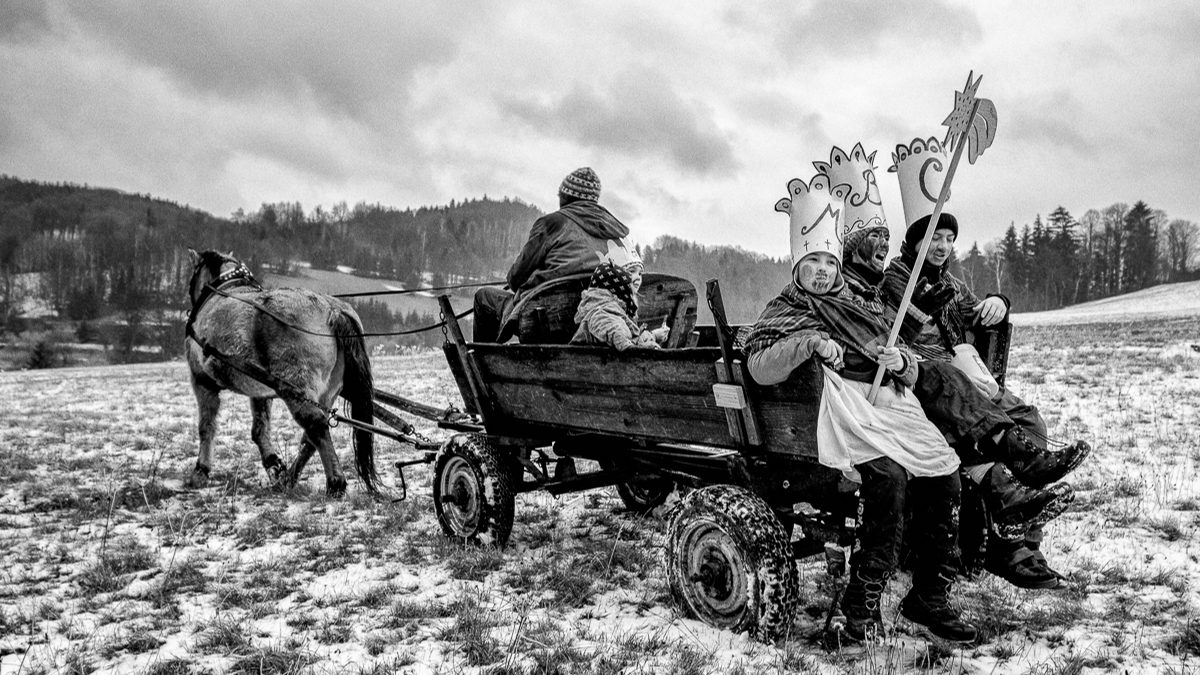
600,460,675,514
667,485,799,643
433,434,516,546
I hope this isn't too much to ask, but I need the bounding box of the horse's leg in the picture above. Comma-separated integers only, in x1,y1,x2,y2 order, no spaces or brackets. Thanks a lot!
285,399,348,497
250,398,286,485
286,437,316,489
190,378,222,487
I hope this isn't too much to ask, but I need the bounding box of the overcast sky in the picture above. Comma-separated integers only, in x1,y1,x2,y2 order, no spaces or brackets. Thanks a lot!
2,0,1197,259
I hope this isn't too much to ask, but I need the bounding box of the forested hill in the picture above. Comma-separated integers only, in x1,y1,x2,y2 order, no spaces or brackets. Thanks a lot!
0,176,791,333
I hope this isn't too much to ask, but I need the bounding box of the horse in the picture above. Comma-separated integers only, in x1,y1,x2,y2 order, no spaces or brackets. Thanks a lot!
184,249,377,496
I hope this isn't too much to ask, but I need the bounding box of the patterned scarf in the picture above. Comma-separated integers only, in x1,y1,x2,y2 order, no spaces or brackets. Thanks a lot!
589,261,637,317
742,279,893,362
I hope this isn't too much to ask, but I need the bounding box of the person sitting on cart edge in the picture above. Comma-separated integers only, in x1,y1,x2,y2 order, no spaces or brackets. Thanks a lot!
881,213,1091,587
570,260,668,351
473,167,639,342
742,242,975,644
841,218,1084,590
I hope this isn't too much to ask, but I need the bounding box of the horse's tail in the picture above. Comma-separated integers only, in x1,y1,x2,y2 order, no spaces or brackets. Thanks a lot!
333,309,378,492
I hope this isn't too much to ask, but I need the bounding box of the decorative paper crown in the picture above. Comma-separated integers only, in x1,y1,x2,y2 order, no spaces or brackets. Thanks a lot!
813,142,889,244
774,174,851,268
888,137,951,228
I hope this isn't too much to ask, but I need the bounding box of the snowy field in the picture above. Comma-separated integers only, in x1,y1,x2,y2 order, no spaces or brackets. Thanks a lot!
2,292,1200,674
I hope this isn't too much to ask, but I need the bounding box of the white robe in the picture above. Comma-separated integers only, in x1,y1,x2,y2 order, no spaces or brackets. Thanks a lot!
816,366,960,483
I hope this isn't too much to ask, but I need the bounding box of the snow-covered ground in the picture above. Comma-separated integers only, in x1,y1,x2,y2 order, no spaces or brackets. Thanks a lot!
1013,280,1200,326
2,301,1200,673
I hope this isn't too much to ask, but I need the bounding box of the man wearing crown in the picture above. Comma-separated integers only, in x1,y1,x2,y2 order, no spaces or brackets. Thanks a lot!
743,173,977,644
882,137,1092,588
816,146,1079,582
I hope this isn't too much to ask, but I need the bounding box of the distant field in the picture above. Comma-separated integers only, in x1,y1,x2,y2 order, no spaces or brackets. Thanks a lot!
263,268,487,320
1013,279,1200,326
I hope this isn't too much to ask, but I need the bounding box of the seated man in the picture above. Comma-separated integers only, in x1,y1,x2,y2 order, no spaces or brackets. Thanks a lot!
473,167,638,342
881,213,1091,586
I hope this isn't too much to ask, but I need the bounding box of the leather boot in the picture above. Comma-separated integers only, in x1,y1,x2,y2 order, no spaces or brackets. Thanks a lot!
984,534,1059,589
991,427,1091,488
899,569,977,643
840,567,889,642
982,464,1075,539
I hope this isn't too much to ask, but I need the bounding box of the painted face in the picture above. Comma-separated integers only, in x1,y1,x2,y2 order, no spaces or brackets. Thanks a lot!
794,251,841,295
851,228,891,273
926,228,957,267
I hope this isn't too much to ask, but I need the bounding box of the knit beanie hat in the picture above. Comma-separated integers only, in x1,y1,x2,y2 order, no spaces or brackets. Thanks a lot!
589,261,637,317
842,224,888,264
559,167,601,202
903,213,959,253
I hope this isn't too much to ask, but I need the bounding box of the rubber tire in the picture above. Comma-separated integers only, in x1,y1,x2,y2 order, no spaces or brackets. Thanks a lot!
600,459,675,514
667,484,799,643
433,434,516,546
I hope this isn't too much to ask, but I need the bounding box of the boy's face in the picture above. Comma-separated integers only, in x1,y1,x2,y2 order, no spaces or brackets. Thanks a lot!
927,228,957,267
794,251,841,295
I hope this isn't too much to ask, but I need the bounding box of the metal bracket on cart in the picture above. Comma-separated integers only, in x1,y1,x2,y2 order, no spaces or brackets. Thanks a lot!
392,451,437,502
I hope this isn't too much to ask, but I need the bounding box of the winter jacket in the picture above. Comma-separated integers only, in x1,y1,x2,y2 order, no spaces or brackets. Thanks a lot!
882,255,1010,363
570,288,659,351
508,201,635,295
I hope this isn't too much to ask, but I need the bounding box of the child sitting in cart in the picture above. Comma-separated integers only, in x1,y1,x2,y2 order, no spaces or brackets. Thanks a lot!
570,260,668,351
741,174,975,644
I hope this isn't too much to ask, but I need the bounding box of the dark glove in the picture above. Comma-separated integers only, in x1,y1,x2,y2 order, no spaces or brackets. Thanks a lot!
911,278,955,316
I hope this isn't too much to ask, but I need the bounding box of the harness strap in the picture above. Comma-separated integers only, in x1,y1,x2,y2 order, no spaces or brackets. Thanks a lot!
186,266,327,415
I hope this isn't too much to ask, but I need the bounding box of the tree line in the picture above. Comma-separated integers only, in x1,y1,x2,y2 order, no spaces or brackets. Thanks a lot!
0,175,1196,366
953,202,1198,311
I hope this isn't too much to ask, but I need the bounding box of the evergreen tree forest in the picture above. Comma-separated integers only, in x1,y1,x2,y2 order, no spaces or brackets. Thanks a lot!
952,203,1199,312
0,174,1195,367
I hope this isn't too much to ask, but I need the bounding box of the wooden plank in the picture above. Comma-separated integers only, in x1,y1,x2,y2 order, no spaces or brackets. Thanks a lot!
731,359,764,446
438,295,485,417
714,360,748,446
373,388,447,422
463,343,823,457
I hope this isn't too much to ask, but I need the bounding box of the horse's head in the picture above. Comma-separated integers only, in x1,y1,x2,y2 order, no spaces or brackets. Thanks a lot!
188,249,248,307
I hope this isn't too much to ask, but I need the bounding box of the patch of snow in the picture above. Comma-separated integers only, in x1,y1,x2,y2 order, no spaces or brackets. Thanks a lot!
1013,279,1200,326
336,265,356,274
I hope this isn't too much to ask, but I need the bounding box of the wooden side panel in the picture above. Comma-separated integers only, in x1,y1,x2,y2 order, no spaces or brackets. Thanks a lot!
463,344,822,457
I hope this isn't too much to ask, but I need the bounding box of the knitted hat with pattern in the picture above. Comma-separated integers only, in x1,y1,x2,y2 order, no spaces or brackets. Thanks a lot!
559,167,601,202
589,261,637,317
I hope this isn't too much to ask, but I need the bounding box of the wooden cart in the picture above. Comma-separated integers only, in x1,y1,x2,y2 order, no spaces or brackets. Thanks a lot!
381,273,1011,642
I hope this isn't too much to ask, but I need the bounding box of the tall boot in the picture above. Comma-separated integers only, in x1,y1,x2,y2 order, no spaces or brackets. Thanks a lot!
982,464,1075,539
899,568,977,643
987,427,1091,488
839,566,889,642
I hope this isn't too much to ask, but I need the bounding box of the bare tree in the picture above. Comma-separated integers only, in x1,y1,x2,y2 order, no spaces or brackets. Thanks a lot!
1165,219,1198,281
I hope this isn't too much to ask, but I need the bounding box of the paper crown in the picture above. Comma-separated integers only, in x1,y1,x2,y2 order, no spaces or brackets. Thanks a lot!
774,174,851,268
888,137,951,228
813,142,889,244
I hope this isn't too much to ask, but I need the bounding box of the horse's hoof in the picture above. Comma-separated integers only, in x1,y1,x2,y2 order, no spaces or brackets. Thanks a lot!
187,465,211,488
326,478,348,498
264,457,287,486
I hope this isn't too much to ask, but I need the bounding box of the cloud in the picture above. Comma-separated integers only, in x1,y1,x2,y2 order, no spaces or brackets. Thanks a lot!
38,1,490,128
1006,91,1098,157
0,0,52,41
759,0,982,61
499,69,737,177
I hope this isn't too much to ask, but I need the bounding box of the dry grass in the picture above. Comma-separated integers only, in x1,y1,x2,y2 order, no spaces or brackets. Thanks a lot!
2,323,1200,673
